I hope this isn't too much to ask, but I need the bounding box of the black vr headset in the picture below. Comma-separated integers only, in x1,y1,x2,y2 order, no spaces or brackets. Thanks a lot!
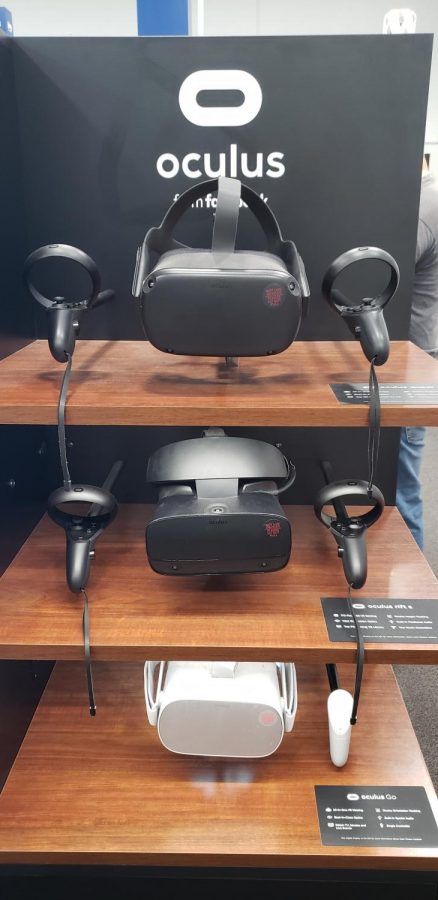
132,176,309,359
146,428,295,576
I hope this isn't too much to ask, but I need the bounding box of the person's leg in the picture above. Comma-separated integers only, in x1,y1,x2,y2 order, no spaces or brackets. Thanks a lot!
396,426,426,550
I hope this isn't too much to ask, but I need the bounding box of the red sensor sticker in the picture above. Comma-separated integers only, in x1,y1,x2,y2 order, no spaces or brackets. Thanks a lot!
265,521,281,538
264,284,284,308
259,709,277,726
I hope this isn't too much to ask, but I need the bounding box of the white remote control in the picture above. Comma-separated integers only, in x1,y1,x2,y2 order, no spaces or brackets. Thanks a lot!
327,689,353,767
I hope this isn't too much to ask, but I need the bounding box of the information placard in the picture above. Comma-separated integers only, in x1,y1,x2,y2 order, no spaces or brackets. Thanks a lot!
315,786,438,847
322,597,438,643
331,383,438,405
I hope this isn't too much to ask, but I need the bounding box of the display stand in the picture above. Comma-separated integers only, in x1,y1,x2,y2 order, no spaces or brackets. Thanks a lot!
1,340,437,426
0,504,437,664
0,28,436,900
0,661,436,871
0,339,438,895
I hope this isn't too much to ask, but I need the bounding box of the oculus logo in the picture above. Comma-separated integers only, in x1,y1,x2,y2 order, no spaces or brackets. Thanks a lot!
155,69,285,181
178,69,262,127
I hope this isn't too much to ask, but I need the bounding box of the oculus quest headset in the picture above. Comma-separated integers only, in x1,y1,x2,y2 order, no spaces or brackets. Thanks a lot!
24,244,122,715
144,660,297,759
132,176,310,360
315,244,399,766
146,427,295,576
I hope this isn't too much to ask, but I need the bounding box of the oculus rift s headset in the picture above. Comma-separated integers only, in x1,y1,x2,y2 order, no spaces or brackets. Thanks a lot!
146,428,295,576
132,176,310,358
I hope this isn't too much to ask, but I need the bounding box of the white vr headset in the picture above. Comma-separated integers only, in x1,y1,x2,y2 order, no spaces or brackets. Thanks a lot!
145,660,297,759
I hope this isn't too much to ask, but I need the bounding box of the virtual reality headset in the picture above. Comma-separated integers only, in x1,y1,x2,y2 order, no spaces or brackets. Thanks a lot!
145,660,297,758
146,428,295,575
132,176,309,358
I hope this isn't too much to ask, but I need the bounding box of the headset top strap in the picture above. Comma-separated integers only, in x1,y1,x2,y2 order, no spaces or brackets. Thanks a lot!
159,177,284,255
212,177,241,254
132,178,311,299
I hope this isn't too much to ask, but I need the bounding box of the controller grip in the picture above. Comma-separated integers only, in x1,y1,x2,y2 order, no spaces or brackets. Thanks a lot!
335,528,367,590
66,536,91,593
47,308,77,362
328,689,353,767
345,307,390,365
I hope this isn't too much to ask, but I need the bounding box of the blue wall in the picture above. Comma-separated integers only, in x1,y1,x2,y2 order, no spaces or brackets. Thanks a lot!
137,0,188,36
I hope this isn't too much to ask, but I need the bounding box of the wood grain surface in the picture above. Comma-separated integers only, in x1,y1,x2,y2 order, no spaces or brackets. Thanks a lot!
0,660,436,869
0,505,437,663
1,339,438,426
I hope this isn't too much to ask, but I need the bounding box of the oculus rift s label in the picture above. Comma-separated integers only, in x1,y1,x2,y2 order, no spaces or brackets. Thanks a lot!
132,176,309,358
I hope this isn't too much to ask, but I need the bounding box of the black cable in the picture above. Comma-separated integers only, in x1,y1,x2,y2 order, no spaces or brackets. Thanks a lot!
367,358,381,495
347,583,365,725
320,459,349,524
81,588,96,716
57,355,96,715
58,352,73,490
326,663,340,692
273,457,297,495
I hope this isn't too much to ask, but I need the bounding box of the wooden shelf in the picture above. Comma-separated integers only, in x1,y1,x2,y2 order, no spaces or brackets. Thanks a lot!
1,339,438,426
0,660,436,869
0,505,437,663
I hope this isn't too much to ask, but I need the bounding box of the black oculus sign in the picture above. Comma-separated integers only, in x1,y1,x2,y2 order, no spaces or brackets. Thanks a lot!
10,35,432,504
12,35,431,343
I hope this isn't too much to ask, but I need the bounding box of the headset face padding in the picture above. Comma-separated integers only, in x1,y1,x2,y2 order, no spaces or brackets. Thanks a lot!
132,176,309,358
321,246,400,365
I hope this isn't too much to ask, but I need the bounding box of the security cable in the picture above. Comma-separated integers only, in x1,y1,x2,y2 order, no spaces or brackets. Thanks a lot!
82,588,96,716
367,358,381,495
273,457,297,495
347,582,365,725
58,351,73,490
56,353,97,716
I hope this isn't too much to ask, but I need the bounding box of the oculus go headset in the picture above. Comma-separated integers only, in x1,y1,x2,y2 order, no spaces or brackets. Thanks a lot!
132,176,310,359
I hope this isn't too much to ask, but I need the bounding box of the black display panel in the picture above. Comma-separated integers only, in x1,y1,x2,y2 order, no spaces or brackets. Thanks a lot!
0,35,34,359
315,786,438,847
332,383,438,405
11,35,431,344
322,596,438,643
